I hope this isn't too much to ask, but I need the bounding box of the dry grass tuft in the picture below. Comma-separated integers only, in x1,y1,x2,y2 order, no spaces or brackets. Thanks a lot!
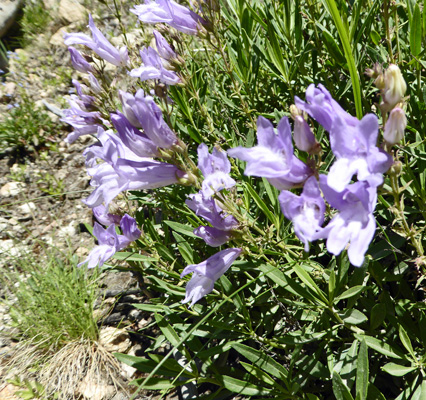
4,336,129,400
40,337,128,399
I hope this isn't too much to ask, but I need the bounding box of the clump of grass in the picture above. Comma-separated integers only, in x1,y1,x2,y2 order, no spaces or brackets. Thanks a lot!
2,247,100,350
20,0,52,45
1,246,129,399
0,93,58,153
40,338,126,399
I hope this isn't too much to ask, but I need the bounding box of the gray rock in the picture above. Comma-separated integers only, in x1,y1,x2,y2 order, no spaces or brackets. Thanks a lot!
0,0,24,38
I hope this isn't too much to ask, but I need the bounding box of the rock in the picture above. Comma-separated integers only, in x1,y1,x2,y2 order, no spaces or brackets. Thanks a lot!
78,375,115,400
120,344,141,380
0,383,21,400
98,327,131,353
0,239,24,258
49,26,69,46
0,81,16,101
58,222,77,238
0,181,26,196
18,202,36,215
0,0,24,38
99,271,138,297
58,0,87,24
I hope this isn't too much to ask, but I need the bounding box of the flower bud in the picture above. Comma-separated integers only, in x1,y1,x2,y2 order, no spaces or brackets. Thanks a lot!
384,107,406,145
88,72,102,94
293,115,318,153
389,160,402,176
381,64,406,112
68,47,94,73
153,30,177,61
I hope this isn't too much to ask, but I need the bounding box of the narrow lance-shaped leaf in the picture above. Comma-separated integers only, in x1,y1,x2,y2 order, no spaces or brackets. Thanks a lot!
410,3,422,56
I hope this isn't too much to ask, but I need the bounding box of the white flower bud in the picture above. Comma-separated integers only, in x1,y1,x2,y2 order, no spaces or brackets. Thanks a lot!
384,107,407,145
381,64,406,112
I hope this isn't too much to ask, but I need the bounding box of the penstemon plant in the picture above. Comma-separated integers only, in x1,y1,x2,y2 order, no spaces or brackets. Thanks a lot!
63,0,426,398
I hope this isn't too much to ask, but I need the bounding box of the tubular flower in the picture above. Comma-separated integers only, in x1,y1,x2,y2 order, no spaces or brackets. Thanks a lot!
78,214,141,268
64,14,129,67
129,47,181,85
197,143,236,198
228,116,312,190
118,89,178,149
279,176,325,252
181,248,242,306
130,0,205,35
186,192,238,247
319,175,377,267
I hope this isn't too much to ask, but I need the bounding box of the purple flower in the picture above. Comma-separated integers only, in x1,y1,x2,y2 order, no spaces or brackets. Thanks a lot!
130,0,205,35
193,226,234,247
93,204,122,226
88,73,102,94
319,175,377,267
181,248,242,305
295,84,392,191
228,116,312,190
78,214,141,268
153,30,177,60
118,89,177,148
186,192,238,247
83,130,185,208
294,84,358,132
293,115,318,153
279,176,325,251
68,47,94,73
64,14,129,67
129,47,180,85
327,113,393,192
61,99,101,143
186,192,238,231
197,143,236,198
111,112,159,158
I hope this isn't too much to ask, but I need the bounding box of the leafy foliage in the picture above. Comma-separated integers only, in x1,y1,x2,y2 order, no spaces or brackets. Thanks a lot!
60,0,426,398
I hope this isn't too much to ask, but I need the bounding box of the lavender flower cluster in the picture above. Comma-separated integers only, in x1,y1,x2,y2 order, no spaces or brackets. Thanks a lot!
61,1,407,306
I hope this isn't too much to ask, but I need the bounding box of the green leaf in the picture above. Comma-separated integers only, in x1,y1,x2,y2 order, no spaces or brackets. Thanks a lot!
322,29,346,65
265,22,289,82
173,232,194,265
112,252,157,262
335,285,366,302
232,342,288,380
240,361,286,391
340,309,368,325
114,353,194,377
356,340,369,400
398,324,417,361
131,377,191,390
333,370,355,400
329,268,336,301
164,221,199,238
370,303,386,330
321,0,362,118
367,383,387,400
369,30,381,46
133,303,169,313
410,3,422,56
354,335,404,359
293,264,328,305
243,182,278,227
220,375,273,396
382,362,417,377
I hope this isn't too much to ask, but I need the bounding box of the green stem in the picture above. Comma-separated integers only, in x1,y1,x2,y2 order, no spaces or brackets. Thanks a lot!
389,168,424,257
322,0,363,119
